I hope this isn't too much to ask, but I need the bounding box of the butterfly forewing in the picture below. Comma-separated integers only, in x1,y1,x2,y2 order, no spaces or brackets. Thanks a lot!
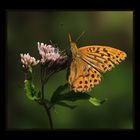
78,46,127,73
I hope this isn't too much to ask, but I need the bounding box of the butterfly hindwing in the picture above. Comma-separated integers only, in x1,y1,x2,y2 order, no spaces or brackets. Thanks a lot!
69,57,101,92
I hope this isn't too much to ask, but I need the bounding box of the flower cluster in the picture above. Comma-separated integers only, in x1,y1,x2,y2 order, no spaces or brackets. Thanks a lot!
37,42,61,64
20,53,39,69
37,42,67,71
20,42,67,75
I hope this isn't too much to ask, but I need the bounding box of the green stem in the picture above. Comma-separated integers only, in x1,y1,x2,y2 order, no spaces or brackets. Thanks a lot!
40,66,53,129
41,65,45,100
40,83,53,129
41,83,44,100
42,100,53,129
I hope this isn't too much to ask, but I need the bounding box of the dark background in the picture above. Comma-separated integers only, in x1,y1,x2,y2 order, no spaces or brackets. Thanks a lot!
7,11,133,129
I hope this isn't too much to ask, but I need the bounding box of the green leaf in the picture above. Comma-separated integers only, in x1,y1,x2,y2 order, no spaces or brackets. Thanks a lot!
24,80,40,101
58,91,91,102
56,101,76,109
51,83,92,104
89,97,107,106
51,83,69,103
51,90,91,104
36,90,41,99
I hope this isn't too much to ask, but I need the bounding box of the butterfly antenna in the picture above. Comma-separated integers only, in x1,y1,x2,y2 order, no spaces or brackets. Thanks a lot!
76,31,85,42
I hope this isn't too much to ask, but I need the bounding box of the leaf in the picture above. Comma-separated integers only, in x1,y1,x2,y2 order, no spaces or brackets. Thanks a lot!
24,80,40,101
56,101,76,109
36,90,41,99
58,91,91,102
51,83,69,103
51,84,92,108
51,90,91,104
89,97,107,106
51,83,68,99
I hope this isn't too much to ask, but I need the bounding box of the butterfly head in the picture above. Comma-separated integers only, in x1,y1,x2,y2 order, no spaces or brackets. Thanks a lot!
68,34,78,59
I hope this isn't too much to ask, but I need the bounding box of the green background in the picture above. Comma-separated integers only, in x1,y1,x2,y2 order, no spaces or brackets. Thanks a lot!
7,11,133,129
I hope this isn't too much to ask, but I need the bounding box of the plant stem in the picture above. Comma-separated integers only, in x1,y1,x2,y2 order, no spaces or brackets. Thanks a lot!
41,65,45,100
40,66,53,129
41,83,44,100
41,80,53,129
42,100,53,129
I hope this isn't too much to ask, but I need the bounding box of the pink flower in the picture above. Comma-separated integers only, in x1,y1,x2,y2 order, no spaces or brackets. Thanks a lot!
20,53,39,68
37,42,61,64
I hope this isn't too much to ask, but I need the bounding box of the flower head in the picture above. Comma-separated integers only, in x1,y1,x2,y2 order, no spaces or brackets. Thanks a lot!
37,42,61,64
37,42,67,72
20,53,39,69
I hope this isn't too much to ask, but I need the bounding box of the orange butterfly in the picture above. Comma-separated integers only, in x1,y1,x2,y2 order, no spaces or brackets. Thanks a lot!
68,34,127,93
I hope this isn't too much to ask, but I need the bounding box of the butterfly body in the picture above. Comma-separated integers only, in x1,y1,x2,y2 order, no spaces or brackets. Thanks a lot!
68,34,78,60
68,34,127,93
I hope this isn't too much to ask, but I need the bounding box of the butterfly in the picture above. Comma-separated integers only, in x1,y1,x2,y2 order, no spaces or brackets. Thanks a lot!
68,34,127,93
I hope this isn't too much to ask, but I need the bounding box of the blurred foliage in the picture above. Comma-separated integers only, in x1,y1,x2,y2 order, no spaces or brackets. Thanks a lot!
7,11,133,129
